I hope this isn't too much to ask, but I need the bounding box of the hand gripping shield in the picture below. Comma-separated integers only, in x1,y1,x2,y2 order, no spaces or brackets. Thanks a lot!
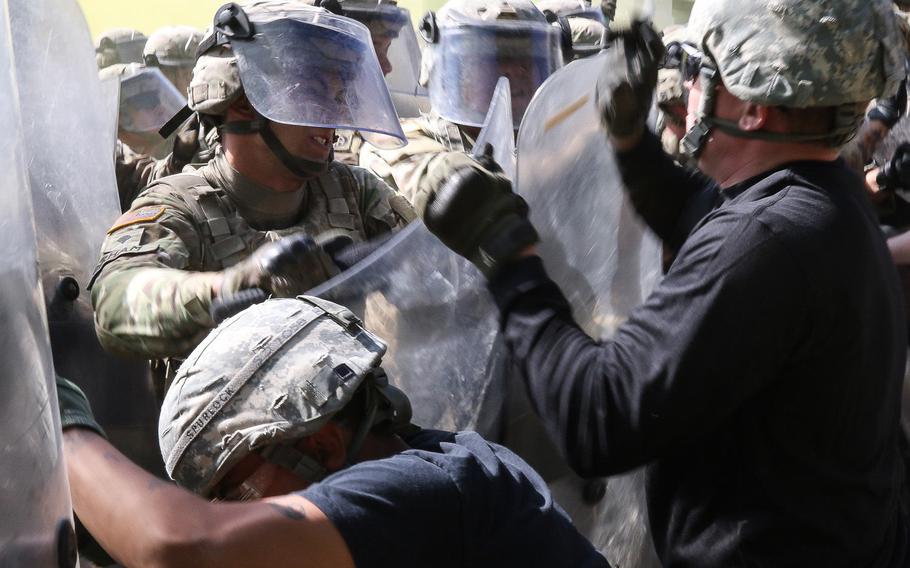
9,0,164,476
514,53,662,566
224,3,406,148
0,1,75,565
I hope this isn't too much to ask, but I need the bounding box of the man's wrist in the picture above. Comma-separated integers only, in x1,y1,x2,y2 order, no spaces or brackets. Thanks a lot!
610,127,645,152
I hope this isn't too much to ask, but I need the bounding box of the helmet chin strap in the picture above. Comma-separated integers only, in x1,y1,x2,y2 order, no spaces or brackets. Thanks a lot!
681,67,862,161
219,111,333,179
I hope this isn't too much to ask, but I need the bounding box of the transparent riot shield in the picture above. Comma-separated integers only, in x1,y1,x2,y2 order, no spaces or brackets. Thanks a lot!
385,12,430,119
100,75,121,160
9,0,163,476
472,77,517,180
0,0,76,565
310,223,507,436
514,52,662,567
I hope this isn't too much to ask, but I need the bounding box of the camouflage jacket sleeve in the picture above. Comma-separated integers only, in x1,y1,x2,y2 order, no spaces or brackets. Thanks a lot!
90,184,218,359
115,141,186,212
348,165,417,237
361,145,479,213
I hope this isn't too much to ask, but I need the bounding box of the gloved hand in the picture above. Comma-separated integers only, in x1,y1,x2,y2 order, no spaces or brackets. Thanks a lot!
877,143,910,193
868,80,908,129
596,19,665,139
218,232,341,299
423,147,538,277
56,375,106,438
171,114,201,168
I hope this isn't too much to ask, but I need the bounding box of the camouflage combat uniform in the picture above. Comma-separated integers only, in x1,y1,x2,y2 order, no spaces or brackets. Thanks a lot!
91,150,415,365
357,113,477,211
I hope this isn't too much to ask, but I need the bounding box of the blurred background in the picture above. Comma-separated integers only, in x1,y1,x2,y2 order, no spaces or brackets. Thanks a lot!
77,0,694,36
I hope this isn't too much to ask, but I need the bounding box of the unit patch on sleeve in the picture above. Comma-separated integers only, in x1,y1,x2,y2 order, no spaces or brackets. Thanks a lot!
107,205,166,234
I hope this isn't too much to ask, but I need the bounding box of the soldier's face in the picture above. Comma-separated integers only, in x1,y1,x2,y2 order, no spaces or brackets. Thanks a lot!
270,121,336,162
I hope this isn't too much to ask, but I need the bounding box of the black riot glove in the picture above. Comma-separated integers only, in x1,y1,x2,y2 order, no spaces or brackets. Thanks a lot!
877,143,910,193
868,80,908,129
56,375,106,438
169,114,201,170
423,147,538,278
595,19,665,139
218,232,344,299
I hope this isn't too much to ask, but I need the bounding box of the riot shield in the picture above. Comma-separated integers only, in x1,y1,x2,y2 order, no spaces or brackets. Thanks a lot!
384,11,430,119
9,0,163,476
514,52,662,567
472,76,517,180
100,75,121,161
0,1,76,564
310,222,507,436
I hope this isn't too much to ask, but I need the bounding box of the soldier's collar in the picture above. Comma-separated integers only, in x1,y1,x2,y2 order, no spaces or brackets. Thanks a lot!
205,151,306,230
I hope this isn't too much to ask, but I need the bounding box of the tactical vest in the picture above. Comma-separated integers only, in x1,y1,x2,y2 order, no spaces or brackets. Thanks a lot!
150,162,369,272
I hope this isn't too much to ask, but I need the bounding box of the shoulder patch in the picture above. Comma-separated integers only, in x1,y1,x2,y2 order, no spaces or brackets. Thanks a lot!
107,205,166,234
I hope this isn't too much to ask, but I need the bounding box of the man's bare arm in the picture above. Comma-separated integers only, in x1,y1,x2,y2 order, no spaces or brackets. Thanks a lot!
64,429,353,568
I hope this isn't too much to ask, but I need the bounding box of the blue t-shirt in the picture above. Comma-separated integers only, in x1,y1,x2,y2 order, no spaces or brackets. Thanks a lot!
302,430,609,568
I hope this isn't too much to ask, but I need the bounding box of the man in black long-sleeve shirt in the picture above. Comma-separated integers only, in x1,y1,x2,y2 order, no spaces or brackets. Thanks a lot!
421,1,910,565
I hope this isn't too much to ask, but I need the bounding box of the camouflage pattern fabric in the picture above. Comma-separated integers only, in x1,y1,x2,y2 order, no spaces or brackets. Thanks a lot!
158,296,387,496
91,151,412,361
115,141,184,212
358,113,475,211
686,0,904,107
95,28,147,69
566,16,607,60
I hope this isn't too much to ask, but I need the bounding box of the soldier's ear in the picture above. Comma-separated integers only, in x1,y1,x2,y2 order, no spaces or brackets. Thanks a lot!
738,102,768,132
227,95,256,120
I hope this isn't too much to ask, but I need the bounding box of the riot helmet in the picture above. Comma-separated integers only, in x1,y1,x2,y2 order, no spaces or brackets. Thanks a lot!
95,28,147,69
186,1,406,178
419,0,564,129
679,0,905,159
159,296,412,498
143,25,203,96
538,0,605,23
99,63,186,154
342,0,426,106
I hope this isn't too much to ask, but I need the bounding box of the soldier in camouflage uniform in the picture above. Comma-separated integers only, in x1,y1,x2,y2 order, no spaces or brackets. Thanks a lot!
95,28,147,69
357,0,564,210
56,295,609,567
143,25,203,97
90,1,414,389
102,62,201,208
538,0,607,61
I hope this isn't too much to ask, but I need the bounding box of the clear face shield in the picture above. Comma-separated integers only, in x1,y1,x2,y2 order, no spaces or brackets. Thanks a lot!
427,21,563,129
227,7,406,148
117,66,188,133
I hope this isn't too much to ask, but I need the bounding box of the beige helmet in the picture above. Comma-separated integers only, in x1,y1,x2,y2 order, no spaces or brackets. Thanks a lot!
680,0,905,157
143,26,203,67
159,296,412,497
95,28,147,69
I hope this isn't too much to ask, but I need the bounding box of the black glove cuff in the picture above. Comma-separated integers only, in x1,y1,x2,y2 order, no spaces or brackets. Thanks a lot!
869,104,900,129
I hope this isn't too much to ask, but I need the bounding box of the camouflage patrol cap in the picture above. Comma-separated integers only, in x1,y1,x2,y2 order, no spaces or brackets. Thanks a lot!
143,26,203,67
189,1,309,115
687,0,904,107
159,296,389,496
95,28,147,69
657,26,686,108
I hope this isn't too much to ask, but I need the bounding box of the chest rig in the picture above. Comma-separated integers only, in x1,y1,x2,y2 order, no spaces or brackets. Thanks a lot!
156,162,367,272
